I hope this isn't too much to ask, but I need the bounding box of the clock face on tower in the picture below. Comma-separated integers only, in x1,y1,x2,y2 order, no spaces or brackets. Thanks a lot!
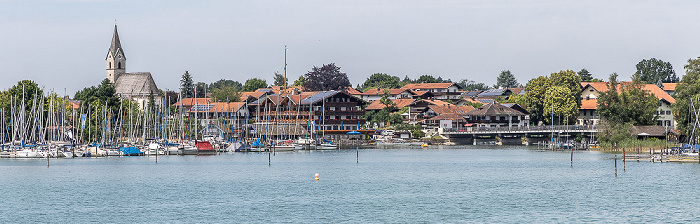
118,55,122,59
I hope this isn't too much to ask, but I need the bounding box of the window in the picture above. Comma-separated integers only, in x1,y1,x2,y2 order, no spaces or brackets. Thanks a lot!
109,62,111,69
118,62,122,69
666,111,671,115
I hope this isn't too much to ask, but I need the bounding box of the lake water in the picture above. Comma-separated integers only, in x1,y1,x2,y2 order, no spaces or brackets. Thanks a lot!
1,146,699,223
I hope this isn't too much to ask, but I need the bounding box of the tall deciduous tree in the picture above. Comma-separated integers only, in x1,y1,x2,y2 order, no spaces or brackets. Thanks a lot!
273,72,287,86
243,78,268,92
303,63,351,91
496,70,519,88
550,70,582,110
578,68,593,82
543,86,578,125
360,73,401,91
292,76,305,86
208,79,242,91
597,73,658,125
457,79,489,91
524,76,551,125
673,57,700,135
210,86,241,102
194,82,207,98
633,58,679,86
180,71,194,98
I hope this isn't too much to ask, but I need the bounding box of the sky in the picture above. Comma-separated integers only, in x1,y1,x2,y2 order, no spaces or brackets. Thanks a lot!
1,0,699,95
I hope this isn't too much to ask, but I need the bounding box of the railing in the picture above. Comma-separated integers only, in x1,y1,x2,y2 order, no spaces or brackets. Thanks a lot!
443,125,599,133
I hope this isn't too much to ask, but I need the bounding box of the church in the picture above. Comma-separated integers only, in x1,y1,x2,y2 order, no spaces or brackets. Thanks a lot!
106,24,162,110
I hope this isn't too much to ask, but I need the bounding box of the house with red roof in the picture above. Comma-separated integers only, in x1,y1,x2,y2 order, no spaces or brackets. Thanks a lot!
400,83,462,100
580,82,676,128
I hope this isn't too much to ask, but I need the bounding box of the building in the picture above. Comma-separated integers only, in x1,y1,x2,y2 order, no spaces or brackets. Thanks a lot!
578,99,599,126
400,83,462,100
580,82,676,128
359,88,415,101
106,25,161,109
464,103,530,128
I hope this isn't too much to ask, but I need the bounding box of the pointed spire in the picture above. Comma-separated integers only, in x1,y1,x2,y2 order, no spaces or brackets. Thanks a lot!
110,24,122,53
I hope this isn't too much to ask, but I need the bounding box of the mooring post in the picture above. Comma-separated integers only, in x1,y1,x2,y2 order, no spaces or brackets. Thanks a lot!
614,154,617,177
268,150,271,166
570,148,573,167
47,154,49,168
623,148,626,172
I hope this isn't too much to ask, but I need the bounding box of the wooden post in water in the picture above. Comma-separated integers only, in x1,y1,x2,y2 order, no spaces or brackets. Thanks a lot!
155,148,158,163
614,154,617,177
570,148,573,167
47,154,49,167
623,148,626,172
268,150,271,166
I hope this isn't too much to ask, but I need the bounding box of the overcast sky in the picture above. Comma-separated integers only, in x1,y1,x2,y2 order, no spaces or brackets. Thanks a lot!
1,0,699,95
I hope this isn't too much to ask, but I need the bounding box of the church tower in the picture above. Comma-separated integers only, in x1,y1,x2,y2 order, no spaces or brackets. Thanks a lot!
106,24,126,83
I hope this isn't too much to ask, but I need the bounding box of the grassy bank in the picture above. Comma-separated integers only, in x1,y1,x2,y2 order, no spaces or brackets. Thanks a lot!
597,138,679,152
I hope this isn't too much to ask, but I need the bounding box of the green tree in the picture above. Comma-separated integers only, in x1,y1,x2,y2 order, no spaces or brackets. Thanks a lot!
457,79,489,91
578,68,593,82
399,75,413,86
543,86,578,125
379,90,396,110
273,72,287,86
180,71,194,98
524,76,551,125
550,70,582,110
303,63,351,91
597,73,658,125
243,78,268,92
210,86,241,102
633,58,678,87
194,82,207,98
360,73,401,91
496,70,519,88
292,76,305,86
673,57,700,135
208,79,242,91
416,75,440,83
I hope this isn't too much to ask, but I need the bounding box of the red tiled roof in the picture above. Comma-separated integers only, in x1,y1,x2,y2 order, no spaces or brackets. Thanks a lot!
581,99,597,110
427,105,475,115
361,88,409,95
239,91,266,101
365,99,415,110
466,103,525,116
662,83,678,91
581,82,675,104
401,83,456,90
173,98,212,107
344,87,362,95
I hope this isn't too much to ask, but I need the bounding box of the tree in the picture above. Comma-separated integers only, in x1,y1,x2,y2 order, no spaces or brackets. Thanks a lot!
633,58,678,87
673,57,700,135
208,79,242,91
457,79,489,91
180,71,194,98
210,86,241,102
496,70,519,88
399,75,413,86
543,86,578,125
74,78,121,111
303,63,351,91
379,90,396,110
360,73,401,91
578,68,593,82
194,82,207,98
273,72,287,86
243,78,268,92
164,90,179,106
597,73,658,125
416,75,441,83
550,70,582,110
292,76,305,86
524,76,551,125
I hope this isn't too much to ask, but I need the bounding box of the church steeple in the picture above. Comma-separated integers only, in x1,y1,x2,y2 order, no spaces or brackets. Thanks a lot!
106,24,126,83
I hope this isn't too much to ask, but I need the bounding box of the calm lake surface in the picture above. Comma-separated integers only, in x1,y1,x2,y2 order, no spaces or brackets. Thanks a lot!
1,146,699,223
